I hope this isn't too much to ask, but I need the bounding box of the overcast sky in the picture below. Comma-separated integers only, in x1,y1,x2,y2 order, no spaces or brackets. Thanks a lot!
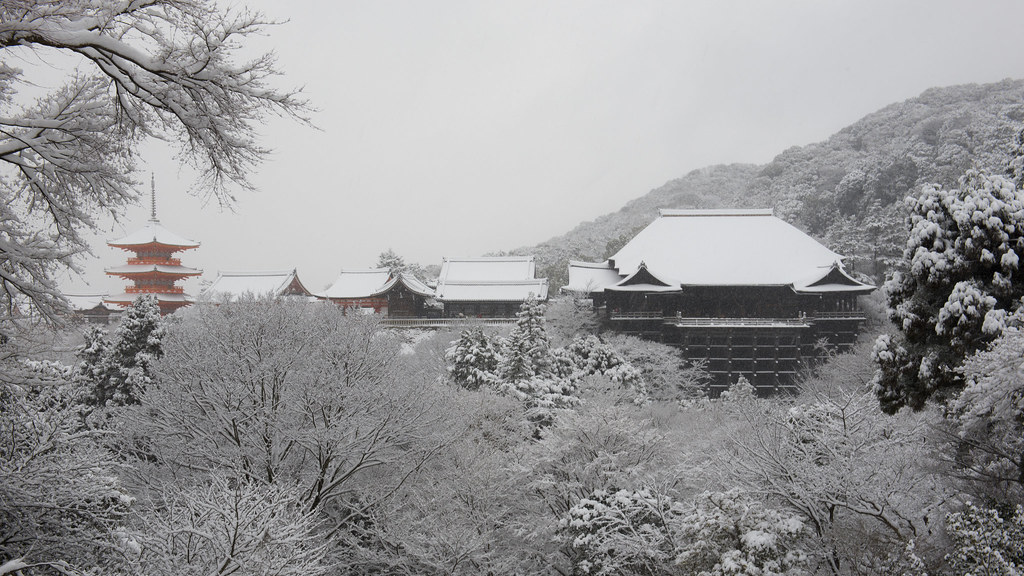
64,0,1024,295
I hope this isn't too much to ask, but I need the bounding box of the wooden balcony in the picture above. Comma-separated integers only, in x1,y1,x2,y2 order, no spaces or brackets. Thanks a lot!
128,257,182,266
126,286,184,294
381,317,517,328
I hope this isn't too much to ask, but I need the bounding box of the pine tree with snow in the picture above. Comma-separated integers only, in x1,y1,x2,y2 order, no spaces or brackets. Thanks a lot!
74,324,111,392
445,327,501,390
86,295,165,406
498,295,553,383
873,170,1024,412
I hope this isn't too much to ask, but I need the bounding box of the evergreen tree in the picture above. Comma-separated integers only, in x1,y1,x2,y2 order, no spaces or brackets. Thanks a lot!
498,296,553,383
445,327,501,390
74,324,111,392
85,295,165,406
1008,126,1024,190
873,170,1024,412
377,248,407,277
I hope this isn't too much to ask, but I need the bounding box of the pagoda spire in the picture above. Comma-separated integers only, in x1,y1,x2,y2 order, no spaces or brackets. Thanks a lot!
150,172,158,222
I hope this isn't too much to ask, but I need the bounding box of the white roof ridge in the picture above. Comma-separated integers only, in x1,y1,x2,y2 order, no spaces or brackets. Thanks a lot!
338,267,390,274
659,208,773,217
442,256,535,262
216,269,295,277
568,259,613,268
440,279,547,285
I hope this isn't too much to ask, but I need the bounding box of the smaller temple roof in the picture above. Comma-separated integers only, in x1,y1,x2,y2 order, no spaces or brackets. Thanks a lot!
791,263,876,294
378,273,435,298
439,256,536,282
436,256,548,302
106,292,192,305
65,294,112,311
318,268,393,299
202,269,311,300
564,260,624,294
435,279,549,302
108,219,200,250
604,262,682,293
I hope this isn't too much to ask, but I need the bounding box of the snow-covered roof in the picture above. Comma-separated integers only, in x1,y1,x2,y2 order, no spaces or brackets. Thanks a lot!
435,279,549,302
108,219,199,250
380,273,435,298
202,269,310,300
318,268,392,299
438,256,536,282
436,256,547,302
609,209,849,286
65,294,111,311
791,263,876,294
105,263,201,277
605,262,682,293
106,292,192,305
564,260,624,294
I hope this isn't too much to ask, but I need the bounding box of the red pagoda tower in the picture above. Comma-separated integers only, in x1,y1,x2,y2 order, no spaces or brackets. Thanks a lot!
105,180,201,315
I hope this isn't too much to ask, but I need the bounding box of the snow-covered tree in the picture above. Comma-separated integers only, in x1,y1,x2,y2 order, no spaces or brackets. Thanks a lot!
873,169,1024,412
124,476,330,576
952,327,1024,502
561,487,679,576
497,296,554,383
375,248,426,280
445,327,502,390
1008,126,1024,190
559,488,808,576
82,294,165,406
670,490,808,576
0,0,306,326
727,347,952,574
945,502,1024,576
131,298,452,515
0,368,131,573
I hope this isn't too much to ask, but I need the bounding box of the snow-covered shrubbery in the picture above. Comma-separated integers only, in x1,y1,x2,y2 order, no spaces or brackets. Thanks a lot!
952,327,1024,502
560,488,807,576
445,300,660,427
945,502,1024,576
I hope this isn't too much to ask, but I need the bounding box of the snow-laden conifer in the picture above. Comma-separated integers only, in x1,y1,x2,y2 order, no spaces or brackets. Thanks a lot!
874,169,1024,411
82,295,164,406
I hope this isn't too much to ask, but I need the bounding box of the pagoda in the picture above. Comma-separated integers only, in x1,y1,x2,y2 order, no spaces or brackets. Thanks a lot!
105,179,201,315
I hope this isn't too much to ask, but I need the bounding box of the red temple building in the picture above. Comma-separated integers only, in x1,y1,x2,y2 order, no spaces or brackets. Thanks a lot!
105,201,201,315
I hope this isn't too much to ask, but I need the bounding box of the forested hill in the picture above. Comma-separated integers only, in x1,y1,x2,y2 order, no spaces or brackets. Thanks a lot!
516,79,1024,288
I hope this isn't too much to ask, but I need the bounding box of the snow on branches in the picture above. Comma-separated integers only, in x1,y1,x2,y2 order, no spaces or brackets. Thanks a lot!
874,169,1024,412
0,0,307,324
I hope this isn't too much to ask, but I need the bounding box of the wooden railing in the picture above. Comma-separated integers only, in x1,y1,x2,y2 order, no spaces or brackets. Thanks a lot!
669,317,811,328
608,311,664,320
812,311,867,320
128,257,181,266
381,317,518,328
126,286,184,294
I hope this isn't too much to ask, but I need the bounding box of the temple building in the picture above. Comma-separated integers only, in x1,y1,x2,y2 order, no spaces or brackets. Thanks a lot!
202,269,313,301
317,268,435,316
566,209,875,393
105,201,201,315
435,256,549,317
